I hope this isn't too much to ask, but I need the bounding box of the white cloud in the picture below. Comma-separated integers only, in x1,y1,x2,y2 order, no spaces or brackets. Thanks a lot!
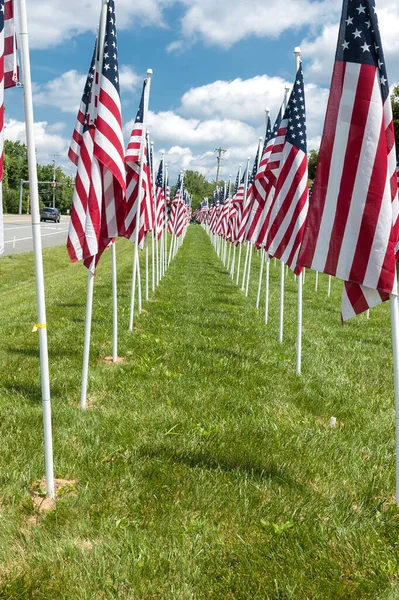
33,66,141,115
146,111,259,147
145,69,331,181
168,0,335,51
180,76,288,123
4,119,71,168
33,71,87,114
179,76,329,143
24,0,168,49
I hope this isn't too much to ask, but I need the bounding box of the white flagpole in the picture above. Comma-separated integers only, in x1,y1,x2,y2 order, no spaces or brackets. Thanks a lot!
328,275,332,297
279,84,291,344
111,242,118,362
129,247,138,331
390,292,399,506
245,244,253,297
17,0,55,497
145,232,149,301
265,253,270,324
279,258,285,343
129,69,152,331
137,248,142,312
297,269,303,375
241,242,250,290
81,259,96,409
256,249,265,310
230,245,236,279
315,271,319,292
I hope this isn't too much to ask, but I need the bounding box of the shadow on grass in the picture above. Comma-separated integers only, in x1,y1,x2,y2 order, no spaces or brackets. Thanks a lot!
4,379,67,404
139,444,301,489
193,345,248,361
7,346,78,360
58,302,85,308
4,381,43,403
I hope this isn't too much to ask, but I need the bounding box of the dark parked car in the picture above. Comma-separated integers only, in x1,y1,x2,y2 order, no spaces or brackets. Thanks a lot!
40,207,60,223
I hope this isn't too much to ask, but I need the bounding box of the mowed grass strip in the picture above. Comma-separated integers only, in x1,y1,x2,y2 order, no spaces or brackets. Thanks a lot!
0,226,398,599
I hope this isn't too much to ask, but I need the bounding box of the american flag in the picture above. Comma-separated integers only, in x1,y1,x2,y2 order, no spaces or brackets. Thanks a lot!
263,114,272,151
196,199,209,224
230,167,246,244
0,0,18,256
143,133,155,235
298,0,399,320
264,66,309,274
155,156,165,240
245,107,284,246
235,142,262,244
68,47,95,167
67,0,126,268
125,79,151,249
208,190,219,234
175,192,188,237
168,174,181,234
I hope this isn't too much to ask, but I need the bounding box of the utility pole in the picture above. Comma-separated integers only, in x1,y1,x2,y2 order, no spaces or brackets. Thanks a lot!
214,147,227,185
50,153,61,208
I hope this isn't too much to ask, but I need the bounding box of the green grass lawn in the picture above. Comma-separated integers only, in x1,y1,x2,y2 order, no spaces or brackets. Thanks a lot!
0,226,399,599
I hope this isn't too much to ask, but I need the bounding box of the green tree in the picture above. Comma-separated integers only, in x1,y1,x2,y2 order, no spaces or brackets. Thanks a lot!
183,170,218,210
2,141,74,214
392,86,399,154
308,149,319,181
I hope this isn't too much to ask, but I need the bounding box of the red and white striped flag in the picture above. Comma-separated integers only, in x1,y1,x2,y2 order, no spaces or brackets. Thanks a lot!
245,107,284,247
230,168,246,244
67,0,126,268
155,156,165,240
168,174,184,235
124,79,153,249
298,0,399,320
0,0,18,256
235,151,259,245
264,67,309,273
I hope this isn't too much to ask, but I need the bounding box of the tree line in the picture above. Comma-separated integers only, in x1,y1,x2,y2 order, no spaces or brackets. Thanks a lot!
3,140,74,214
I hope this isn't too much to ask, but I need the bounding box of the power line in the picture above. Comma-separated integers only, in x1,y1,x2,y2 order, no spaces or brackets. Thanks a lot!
214,147,227,184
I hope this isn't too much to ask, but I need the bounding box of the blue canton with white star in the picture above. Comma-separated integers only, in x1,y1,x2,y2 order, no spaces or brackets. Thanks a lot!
156,157,164,188
336,0,389,101
234,169,240,194
135,81,146,124
82,46,96,131
249,145,261,184
264,115,273,150
102,0,120,94
271,107,283,141
284,66,307,153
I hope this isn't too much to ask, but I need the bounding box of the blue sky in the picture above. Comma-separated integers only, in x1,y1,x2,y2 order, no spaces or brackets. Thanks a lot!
5,0,399,182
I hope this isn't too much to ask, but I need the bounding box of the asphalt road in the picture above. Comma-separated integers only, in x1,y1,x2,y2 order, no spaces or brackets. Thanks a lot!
2,214,70,257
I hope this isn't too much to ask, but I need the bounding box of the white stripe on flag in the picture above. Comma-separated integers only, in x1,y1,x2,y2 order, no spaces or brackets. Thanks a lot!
312,62,360,272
